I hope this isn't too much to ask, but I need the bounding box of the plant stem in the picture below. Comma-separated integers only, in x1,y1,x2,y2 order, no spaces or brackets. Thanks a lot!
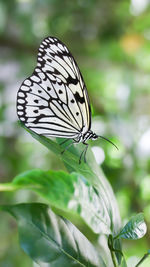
0,183,19,191
110,249,118,267
0,183,37,192
108,235,118,267
135,253,150,267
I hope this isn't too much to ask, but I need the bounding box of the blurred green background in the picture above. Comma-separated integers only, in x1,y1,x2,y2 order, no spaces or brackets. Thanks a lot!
0,0,150,266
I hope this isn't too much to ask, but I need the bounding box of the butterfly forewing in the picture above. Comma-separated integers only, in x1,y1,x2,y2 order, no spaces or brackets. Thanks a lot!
17,36,91,139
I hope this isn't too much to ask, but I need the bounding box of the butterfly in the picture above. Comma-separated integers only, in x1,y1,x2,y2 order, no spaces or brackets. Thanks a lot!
17,36,117,163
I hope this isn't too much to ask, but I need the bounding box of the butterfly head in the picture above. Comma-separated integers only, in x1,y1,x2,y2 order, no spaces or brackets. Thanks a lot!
91,133,98,140
88,132,118,150
82,131,98,142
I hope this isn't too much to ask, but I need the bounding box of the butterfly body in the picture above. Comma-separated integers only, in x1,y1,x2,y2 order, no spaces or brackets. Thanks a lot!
73,130,98,143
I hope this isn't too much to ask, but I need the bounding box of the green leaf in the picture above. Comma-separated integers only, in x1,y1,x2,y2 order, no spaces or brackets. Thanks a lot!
12,169,111,238
1,203,106,267
19,122,121,236
115,213,147,240
16,122,122,261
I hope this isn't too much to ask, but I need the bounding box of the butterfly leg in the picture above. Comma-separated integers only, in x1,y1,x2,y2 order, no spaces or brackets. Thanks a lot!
59,139,70,146
79,142,88,164
61,140,76,155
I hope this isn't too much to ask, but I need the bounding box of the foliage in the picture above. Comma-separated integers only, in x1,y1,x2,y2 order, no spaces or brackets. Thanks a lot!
0,0,150,266
0,129,148,266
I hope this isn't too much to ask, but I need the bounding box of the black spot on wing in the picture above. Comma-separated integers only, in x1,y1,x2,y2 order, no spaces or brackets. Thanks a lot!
74,92,85,104
67,76,78,85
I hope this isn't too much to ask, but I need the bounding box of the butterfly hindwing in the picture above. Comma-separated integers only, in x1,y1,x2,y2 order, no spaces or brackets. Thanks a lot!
17,36,91,139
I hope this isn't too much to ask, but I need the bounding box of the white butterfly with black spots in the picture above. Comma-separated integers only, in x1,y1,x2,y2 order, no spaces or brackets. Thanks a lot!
17,36,117,163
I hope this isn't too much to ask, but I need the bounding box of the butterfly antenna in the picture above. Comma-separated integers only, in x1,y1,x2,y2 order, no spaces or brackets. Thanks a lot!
98,135,118,150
